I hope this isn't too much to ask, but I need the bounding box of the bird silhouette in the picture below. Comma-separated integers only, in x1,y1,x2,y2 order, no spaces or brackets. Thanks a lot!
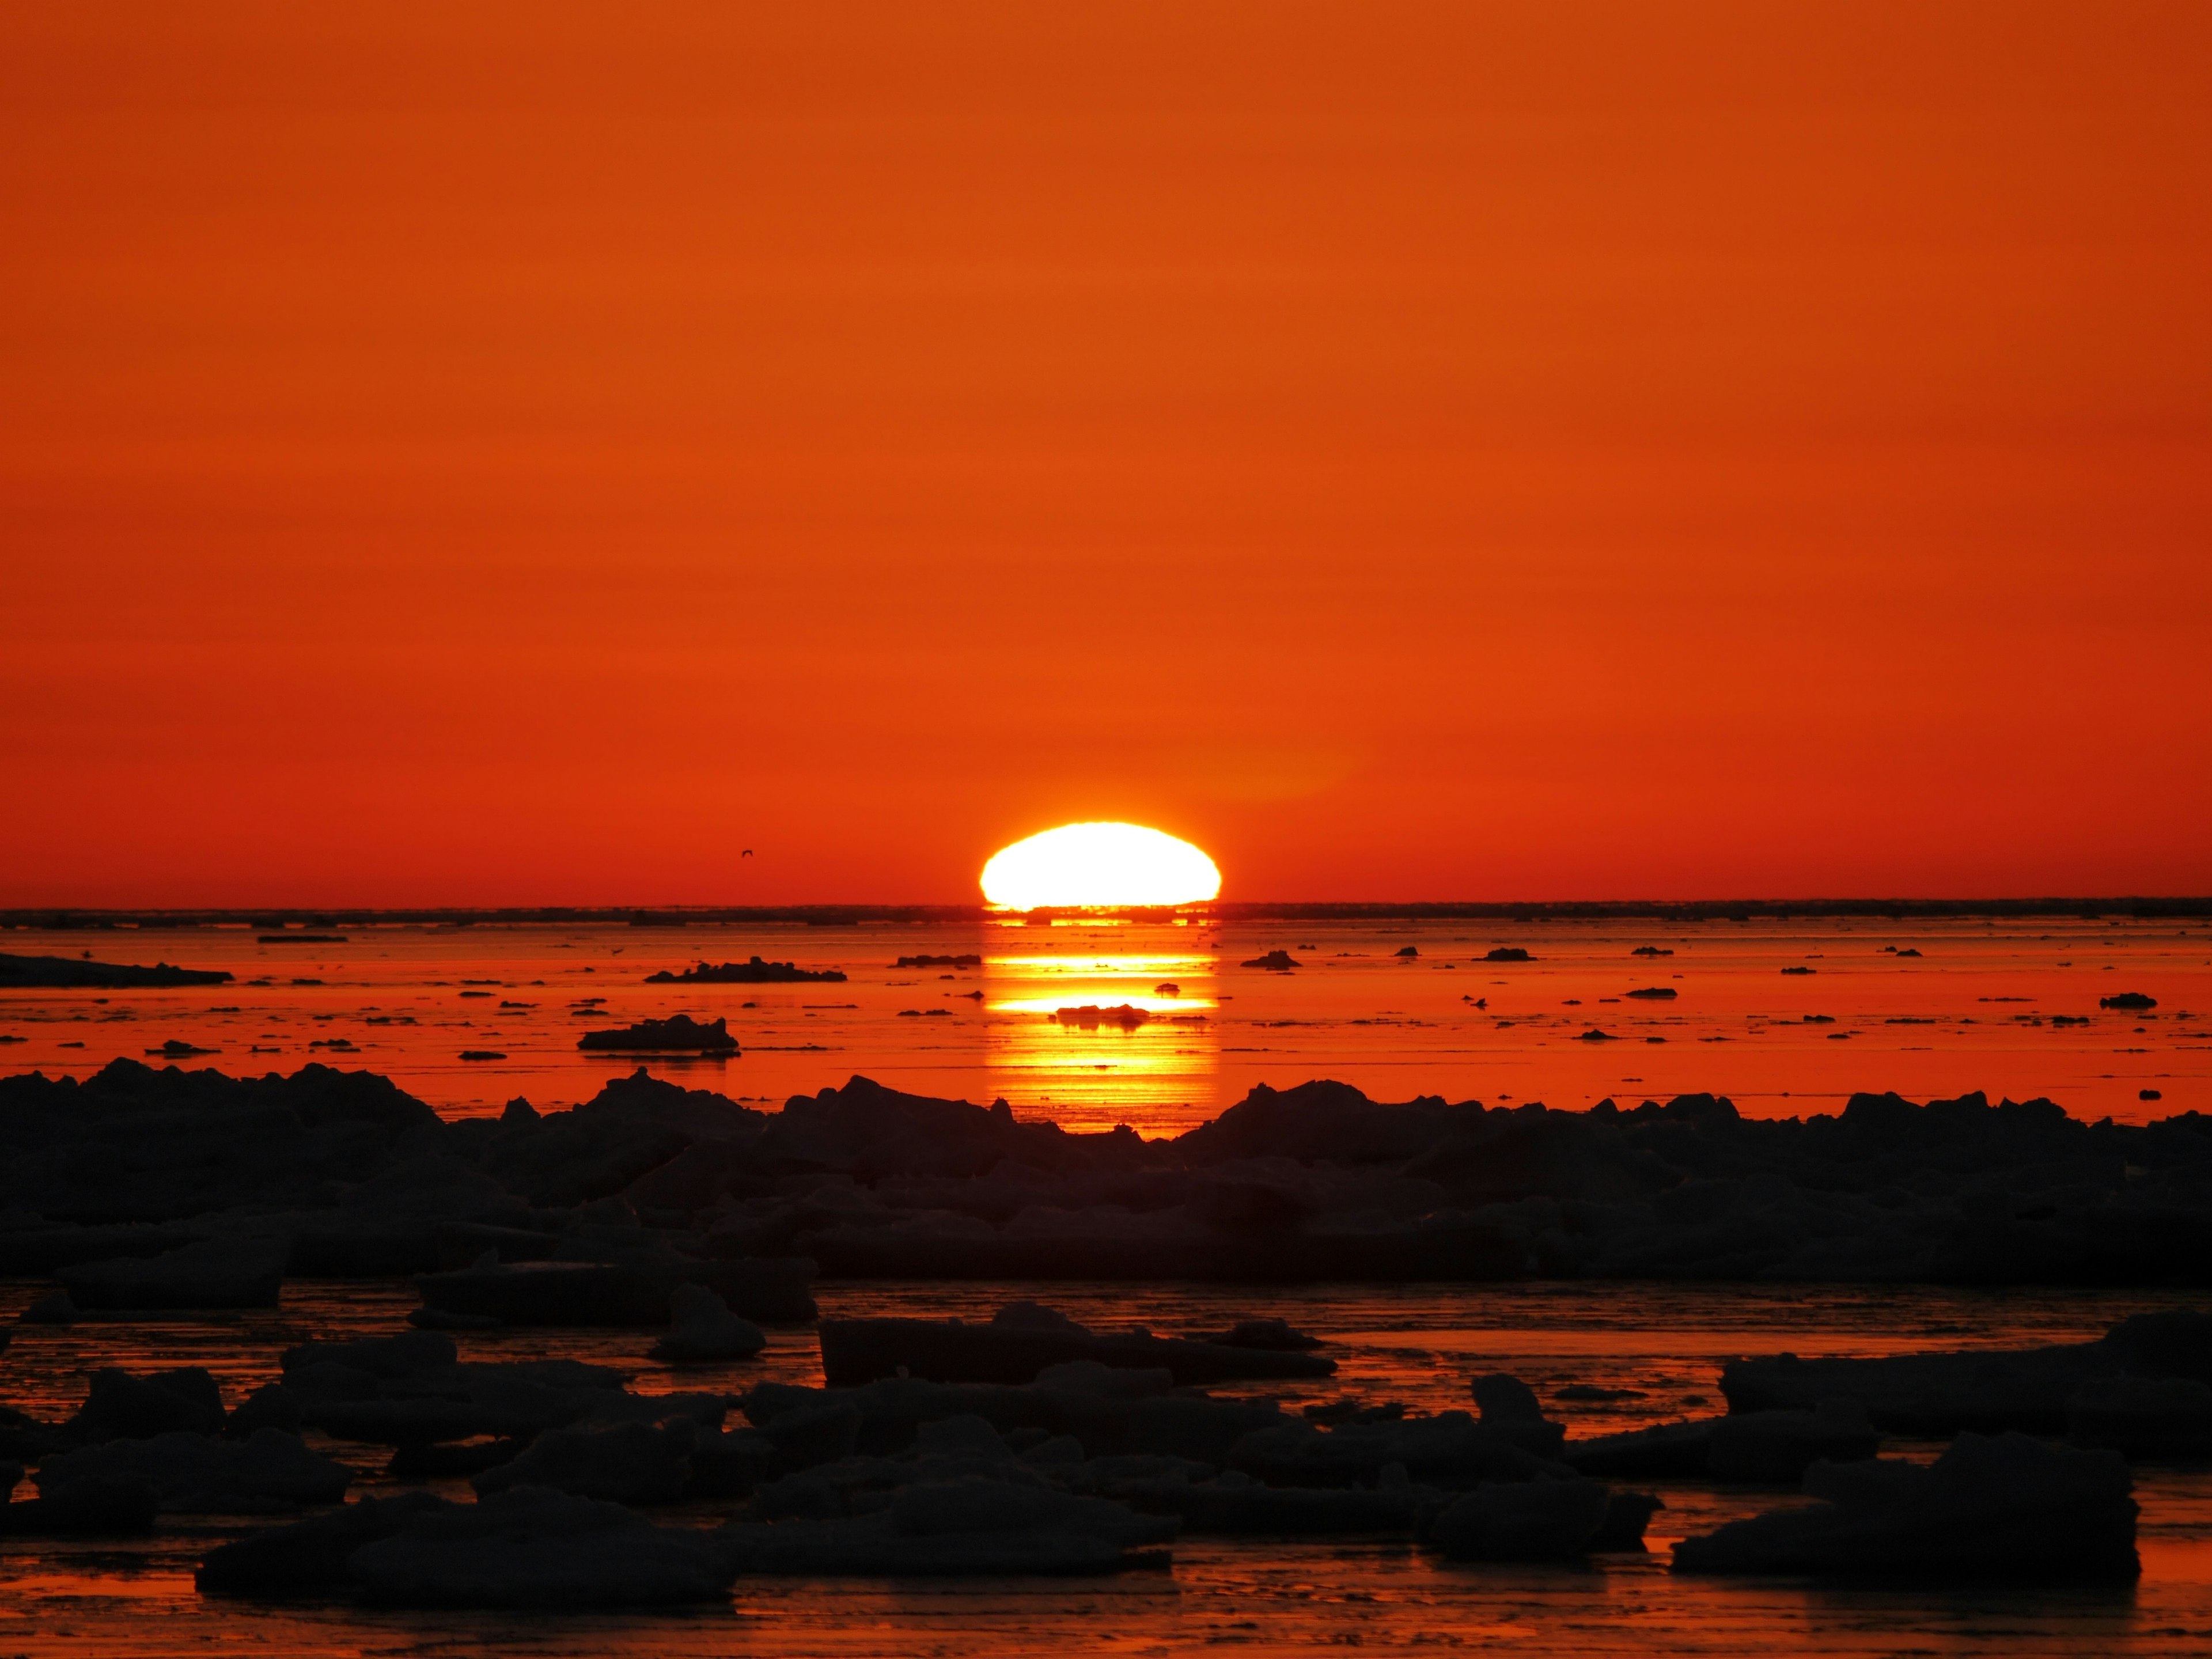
742,849,755,857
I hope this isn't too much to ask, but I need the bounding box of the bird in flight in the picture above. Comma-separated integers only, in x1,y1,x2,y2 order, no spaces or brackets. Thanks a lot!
742,849,754,857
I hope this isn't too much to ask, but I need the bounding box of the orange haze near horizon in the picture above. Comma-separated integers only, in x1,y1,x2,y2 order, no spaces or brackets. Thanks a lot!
2,2,2209,908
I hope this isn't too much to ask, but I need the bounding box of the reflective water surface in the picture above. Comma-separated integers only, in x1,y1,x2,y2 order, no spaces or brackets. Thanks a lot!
3,914,2207,1134
2,1279,2211,1654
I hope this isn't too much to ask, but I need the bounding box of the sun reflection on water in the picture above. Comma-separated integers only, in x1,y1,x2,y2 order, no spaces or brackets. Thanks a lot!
985,946,1218,1135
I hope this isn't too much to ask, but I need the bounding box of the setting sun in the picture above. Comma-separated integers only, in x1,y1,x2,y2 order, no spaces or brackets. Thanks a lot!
980,822,1221,910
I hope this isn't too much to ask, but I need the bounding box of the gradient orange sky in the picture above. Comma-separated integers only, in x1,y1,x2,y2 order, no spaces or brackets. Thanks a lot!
3,2,2208,907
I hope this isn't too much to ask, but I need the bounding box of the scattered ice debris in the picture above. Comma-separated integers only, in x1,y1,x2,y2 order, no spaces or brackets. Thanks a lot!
647,959,848,984
577,1014,738,1052
1672,1432,2138,1582
819,1303,1335,1388
650,1283,767,1363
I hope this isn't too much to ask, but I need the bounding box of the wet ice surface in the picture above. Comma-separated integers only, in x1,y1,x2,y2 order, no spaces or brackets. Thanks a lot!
2,914,2207,1133
13,1544,2203,1658
3,1279,2211,1655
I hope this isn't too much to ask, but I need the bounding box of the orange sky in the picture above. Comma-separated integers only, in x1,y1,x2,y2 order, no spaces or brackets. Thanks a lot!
3,2,2208,907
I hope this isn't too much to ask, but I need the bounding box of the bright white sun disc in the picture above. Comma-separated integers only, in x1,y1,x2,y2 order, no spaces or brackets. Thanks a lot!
980,823,1221,910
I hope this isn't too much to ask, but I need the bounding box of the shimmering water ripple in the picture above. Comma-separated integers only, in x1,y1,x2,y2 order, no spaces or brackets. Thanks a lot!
3,914,2206,1134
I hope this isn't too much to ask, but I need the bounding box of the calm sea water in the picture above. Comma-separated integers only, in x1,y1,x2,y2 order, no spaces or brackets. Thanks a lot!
3,914,2206,1132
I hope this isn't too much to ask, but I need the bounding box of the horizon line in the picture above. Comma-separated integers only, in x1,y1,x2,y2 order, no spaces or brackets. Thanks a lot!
5,896,2210,927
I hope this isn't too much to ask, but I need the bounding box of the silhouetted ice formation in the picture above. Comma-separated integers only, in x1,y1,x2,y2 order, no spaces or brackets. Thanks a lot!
0,1469,158,1536
713,1339,1655,1569
1051,1003,1152,1029
0,950,232,987
1,1059,2209,1608
650,1282,768,1362
59,1234,289,1309
1424,1476,1613,1559
146,1038,218,1058
2065,1373,2212,1457
472,1417,704,1504
1721,1309,2212,1438
646,957,849,983
70,1368,228,1442
1672,1433,2139,1581
717,1354,1654,1575
414,1254,813,1325
817,1303,1336,1387
146,1312,1661,1602
198,1486,738,1606
35,1429,353,1512
576,1013,740,1051
722,1455,1180,1575
1563,1400,1878,1481
7,1066,2212,1297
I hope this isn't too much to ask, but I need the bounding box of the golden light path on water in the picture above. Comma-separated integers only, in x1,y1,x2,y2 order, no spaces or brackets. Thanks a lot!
976,821,1223,1120
986,948,1218,1124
